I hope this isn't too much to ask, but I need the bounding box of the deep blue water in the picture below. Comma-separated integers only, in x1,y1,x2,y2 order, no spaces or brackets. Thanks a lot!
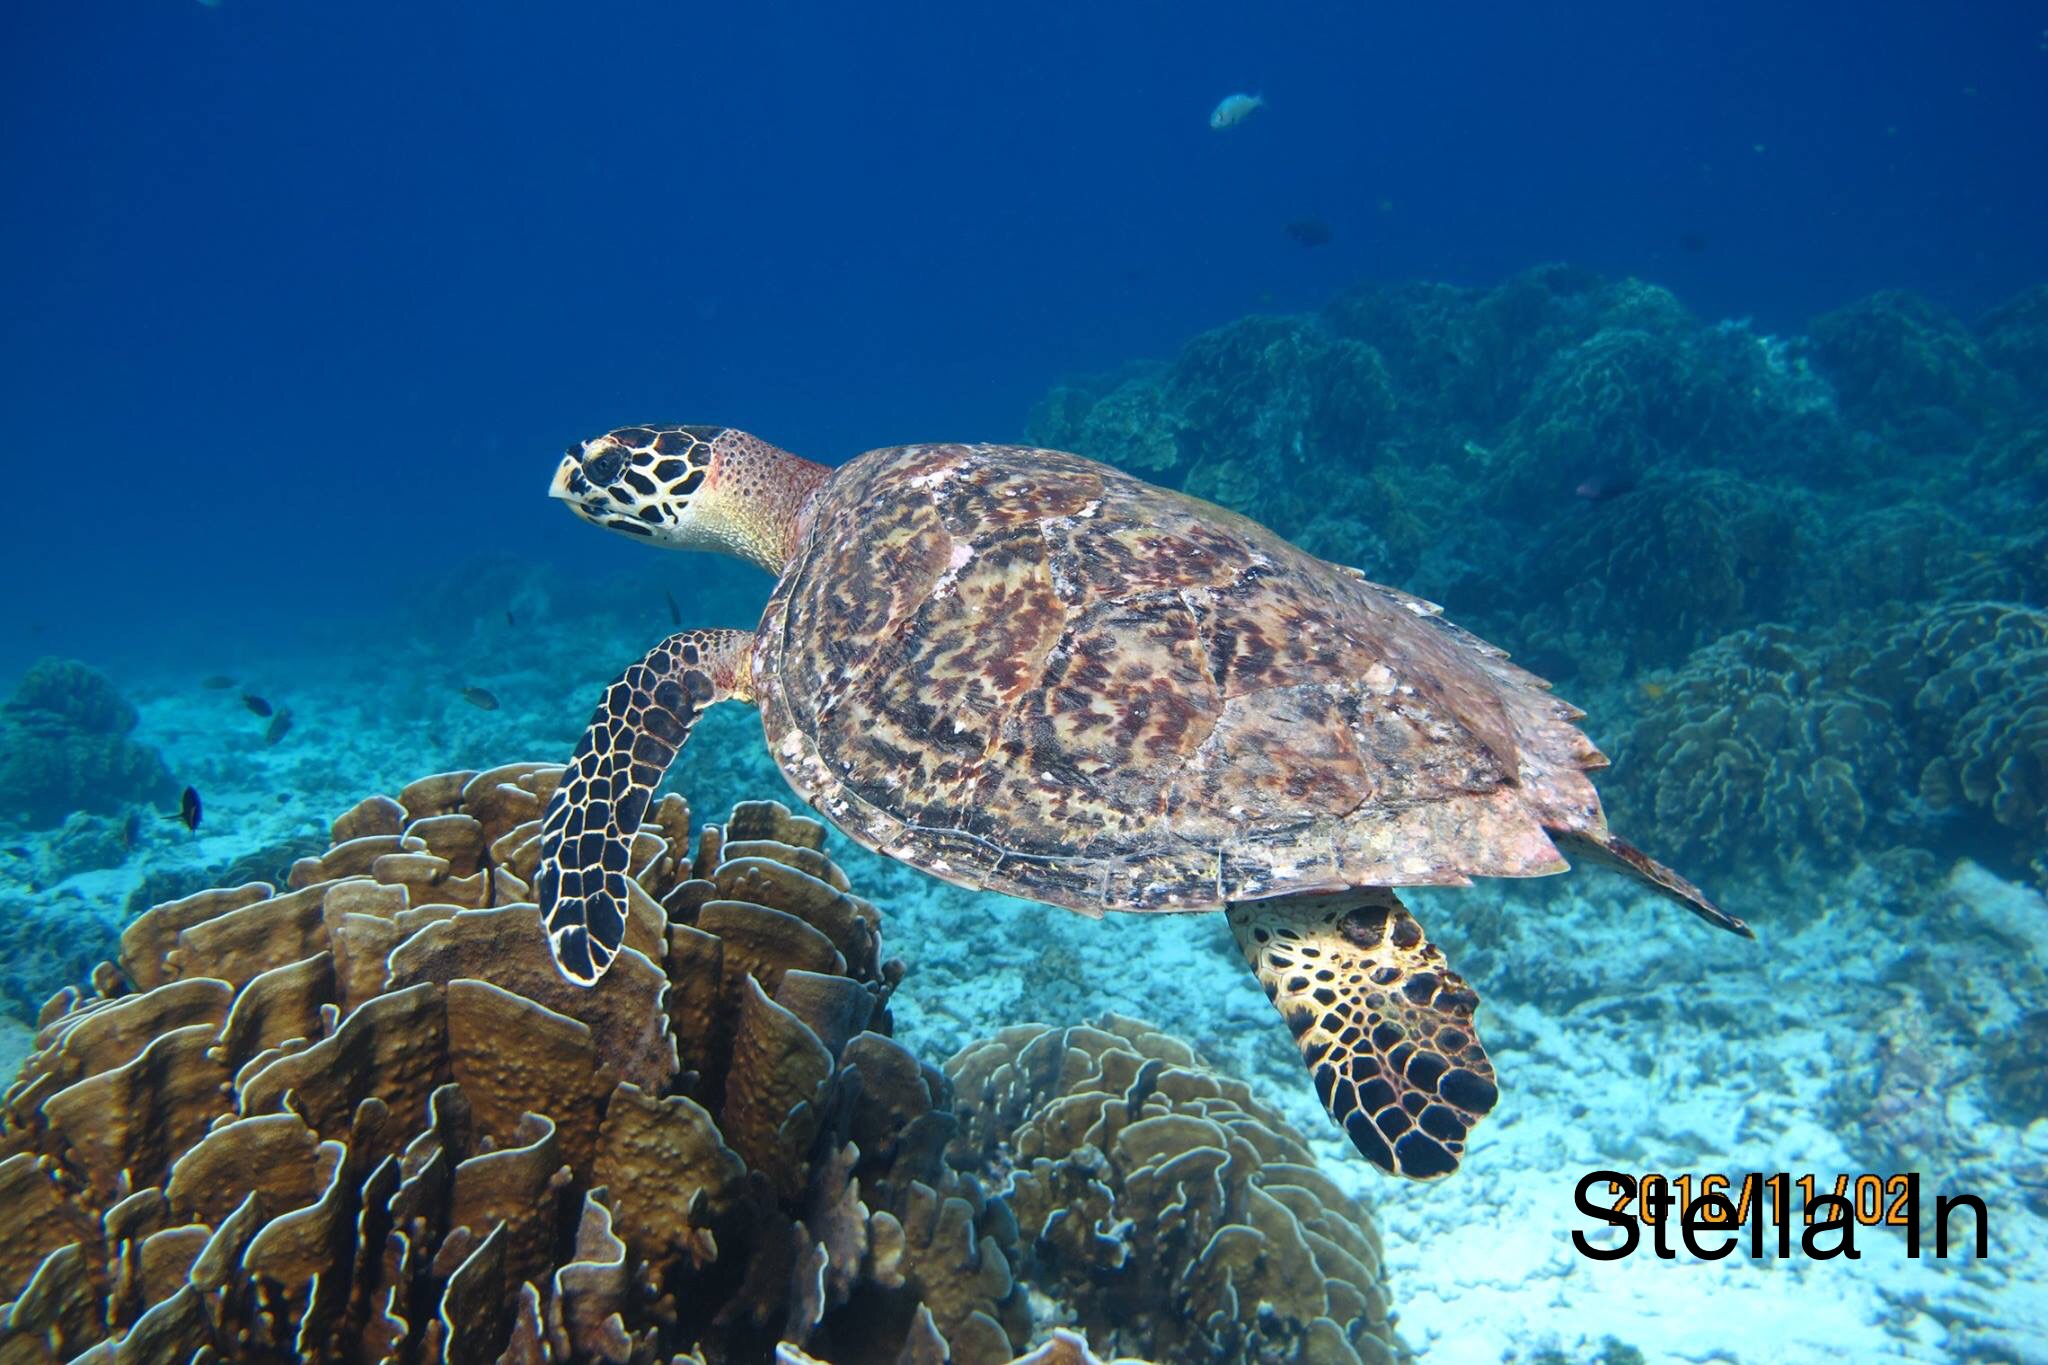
3,1,2045,672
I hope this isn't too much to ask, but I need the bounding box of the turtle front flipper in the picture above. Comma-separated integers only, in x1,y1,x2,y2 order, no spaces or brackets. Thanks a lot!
1228,890,1498,1179
537,628,754,986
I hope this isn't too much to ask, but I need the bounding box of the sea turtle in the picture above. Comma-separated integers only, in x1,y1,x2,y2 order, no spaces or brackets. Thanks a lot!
536,426,1750,1179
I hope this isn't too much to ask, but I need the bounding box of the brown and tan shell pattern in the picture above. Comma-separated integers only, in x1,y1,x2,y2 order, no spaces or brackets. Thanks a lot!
755,442,1614,914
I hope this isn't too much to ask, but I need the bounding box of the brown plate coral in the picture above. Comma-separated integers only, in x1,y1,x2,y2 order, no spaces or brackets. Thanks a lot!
946,1015,1407,1365
0,763,1030,1364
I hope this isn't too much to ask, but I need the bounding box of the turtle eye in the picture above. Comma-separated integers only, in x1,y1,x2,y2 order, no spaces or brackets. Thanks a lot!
582,446,626,486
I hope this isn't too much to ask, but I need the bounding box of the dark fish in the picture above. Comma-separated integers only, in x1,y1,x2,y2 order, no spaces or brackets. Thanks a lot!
121,809,142,850
200,675,236,690
460,686,500,711
265,707,294,745
1285,217,1333,247
277,792,292,804
241,693,274,717
1679,230,1709,254
179,786,202,832
2,845,29,857
1575,470,1639,502
505,609,517,627
665,589,682,626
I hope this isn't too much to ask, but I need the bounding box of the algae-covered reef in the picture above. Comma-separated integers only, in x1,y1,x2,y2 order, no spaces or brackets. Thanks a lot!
1030,269,2047,898
0,765,1399,1364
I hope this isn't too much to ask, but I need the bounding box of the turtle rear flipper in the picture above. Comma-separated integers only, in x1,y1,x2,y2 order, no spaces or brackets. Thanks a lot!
1229,891,1498,1180
537,628,753,985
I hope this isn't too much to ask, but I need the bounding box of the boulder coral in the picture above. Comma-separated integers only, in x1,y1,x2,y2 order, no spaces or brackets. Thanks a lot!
0,764,1031,1364
946,1015,1405,1365
0,659,177,831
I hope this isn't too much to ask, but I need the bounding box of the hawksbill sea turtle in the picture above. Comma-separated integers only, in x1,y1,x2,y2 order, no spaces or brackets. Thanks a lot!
535,426,1750,1179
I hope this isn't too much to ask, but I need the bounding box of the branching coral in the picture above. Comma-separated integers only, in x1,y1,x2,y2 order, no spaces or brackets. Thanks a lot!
0,764,1029,1364
0,659,176,830
946,1015,1404,1365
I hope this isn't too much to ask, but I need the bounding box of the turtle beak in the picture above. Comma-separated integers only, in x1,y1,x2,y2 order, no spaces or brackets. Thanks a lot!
548,458,581,501
548,452,584,502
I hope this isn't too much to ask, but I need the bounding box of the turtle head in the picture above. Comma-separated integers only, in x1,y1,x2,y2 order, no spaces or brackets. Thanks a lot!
549,424,830,574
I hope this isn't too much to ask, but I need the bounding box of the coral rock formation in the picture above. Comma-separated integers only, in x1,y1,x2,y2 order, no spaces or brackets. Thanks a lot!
946,1014,1404,1365
0,658,176,830
0,764,1029,1364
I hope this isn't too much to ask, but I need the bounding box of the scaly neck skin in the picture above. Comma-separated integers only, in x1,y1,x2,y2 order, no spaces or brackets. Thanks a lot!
698,431,832,575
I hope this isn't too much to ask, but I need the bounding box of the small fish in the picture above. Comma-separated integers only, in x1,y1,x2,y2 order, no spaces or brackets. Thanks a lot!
1641,681,1668,701
665,589,682,627
241,693,274,717
1285,217,1332,247
2,845,29,858
1678,230,1709,254
1574,471,1638,502
460,686,500,711
121,809,142,850
1209,92,1265,130
276,792,292,804
265,707,294,745
200,675,236,690
505,609,517,628
179,786,202,832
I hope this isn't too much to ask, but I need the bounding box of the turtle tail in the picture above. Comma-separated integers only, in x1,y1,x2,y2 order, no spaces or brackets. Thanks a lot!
535,628,754,985
1552,829,1753,939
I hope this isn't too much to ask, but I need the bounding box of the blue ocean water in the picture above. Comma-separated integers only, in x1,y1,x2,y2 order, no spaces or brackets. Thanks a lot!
4,1,2044,669
1,3,2044,1363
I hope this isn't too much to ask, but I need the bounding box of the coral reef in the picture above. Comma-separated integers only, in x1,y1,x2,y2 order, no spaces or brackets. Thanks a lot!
946,1014,1404,1365
1854,601,2048,879
0,659,177,831
1603,599,2048,892
1492,313,1834,508
1602,624,1912,884
0,764,1031,1364
1505,469,1804,677
1977,284,2048,399
1986,1010,2048,1128
1809,291,2015,451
